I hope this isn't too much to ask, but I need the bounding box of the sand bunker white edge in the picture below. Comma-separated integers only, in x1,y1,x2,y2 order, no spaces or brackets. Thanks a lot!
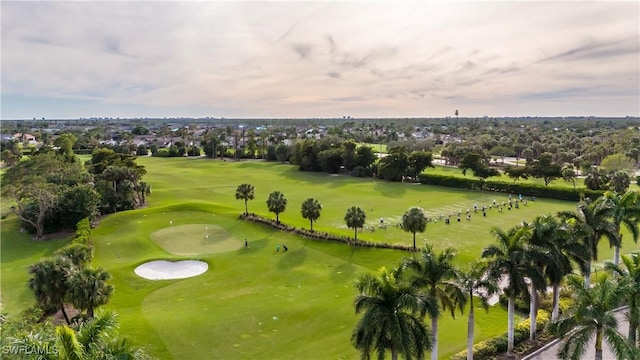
134,260,208,280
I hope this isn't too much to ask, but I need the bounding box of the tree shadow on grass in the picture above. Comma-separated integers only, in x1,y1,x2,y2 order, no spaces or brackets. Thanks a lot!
236,238,268,254
372,180,407,198
276,248,307,270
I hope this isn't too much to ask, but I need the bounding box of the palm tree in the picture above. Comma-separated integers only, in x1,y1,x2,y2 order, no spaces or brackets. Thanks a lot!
584,168,610,191
454,261,499,360
609,171,631,193
606,252,640,345
404,245,464,360
352,266,433,360
603,191,640,266
67,267,114,318
345,206,366,243
13,311,153,359
562,166,577,190
266,191,287,223
56,325,85,360
301,198,322,231
402,207,427,251
525,215,567,340
235,183,255,215
559,198,617,287
481,225,545,358
549,275,629,360
545,215,590,320
55,243,93,269
28,257,73,325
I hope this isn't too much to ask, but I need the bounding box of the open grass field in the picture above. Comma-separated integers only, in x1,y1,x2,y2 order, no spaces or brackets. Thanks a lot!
356,142,387,153
2,157,638,359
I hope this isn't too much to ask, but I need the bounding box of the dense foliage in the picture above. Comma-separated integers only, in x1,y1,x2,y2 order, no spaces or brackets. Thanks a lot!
1,145,148,237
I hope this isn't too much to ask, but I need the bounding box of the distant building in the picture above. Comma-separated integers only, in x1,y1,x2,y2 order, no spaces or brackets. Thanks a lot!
12,133,37,142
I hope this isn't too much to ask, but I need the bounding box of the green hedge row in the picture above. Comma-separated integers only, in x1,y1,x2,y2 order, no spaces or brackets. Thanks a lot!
417,174,604,201
239,213,418,252
72,217,92,245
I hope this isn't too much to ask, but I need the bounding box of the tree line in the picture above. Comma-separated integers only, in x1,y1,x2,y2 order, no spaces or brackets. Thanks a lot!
1,143,149,238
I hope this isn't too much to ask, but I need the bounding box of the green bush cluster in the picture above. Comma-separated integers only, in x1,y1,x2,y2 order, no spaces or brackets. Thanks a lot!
417,174,604,201
450,310,551,360
239,213,418,252
72,217,92,245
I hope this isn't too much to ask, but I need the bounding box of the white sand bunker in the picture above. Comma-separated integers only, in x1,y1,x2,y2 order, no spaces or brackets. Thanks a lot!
134,260,208,280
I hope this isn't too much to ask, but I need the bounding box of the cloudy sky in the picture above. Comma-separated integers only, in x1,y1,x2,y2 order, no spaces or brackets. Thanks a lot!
1,1,639,119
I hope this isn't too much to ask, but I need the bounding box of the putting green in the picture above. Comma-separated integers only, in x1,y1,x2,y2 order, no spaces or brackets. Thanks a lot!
150,224,240,255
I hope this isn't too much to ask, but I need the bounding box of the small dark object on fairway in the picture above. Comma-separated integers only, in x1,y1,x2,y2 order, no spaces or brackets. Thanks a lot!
445,218,450,224
282,244,288,252
244,239,248,248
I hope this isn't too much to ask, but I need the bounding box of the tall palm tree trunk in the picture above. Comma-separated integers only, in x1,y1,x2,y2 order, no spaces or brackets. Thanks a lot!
595,327,603,360
244,200,248,214
467,297,475,360
310,220,314,231
507,295,515,358
60,302,71,325
585,260,591,288
530,283,537,341
613,244,620,267
391,348,398,360
628,310,637,345
552,283,561,320
629,299,638,345
431,317,439,360
354,228,357,242
413,233,416,251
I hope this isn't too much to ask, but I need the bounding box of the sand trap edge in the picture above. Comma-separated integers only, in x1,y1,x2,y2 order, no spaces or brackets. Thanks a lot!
134,260,208,280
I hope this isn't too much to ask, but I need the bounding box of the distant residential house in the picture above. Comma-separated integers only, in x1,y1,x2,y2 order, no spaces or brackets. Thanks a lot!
11,133,38,145
100,139,118,146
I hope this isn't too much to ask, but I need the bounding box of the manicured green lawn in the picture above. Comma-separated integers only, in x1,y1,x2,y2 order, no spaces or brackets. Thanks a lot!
2,157,637,359
136,157,586,265
356,142,387,153
0,217,71,315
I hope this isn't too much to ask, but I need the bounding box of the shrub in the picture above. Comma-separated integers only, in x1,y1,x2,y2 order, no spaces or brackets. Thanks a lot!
153,148,170,157
73,218,92,245
351,166,369,178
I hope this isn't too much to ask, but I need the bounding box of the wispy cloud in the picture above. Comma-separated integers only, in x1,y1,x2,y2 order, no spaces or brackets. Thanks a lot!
1,1,638,119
